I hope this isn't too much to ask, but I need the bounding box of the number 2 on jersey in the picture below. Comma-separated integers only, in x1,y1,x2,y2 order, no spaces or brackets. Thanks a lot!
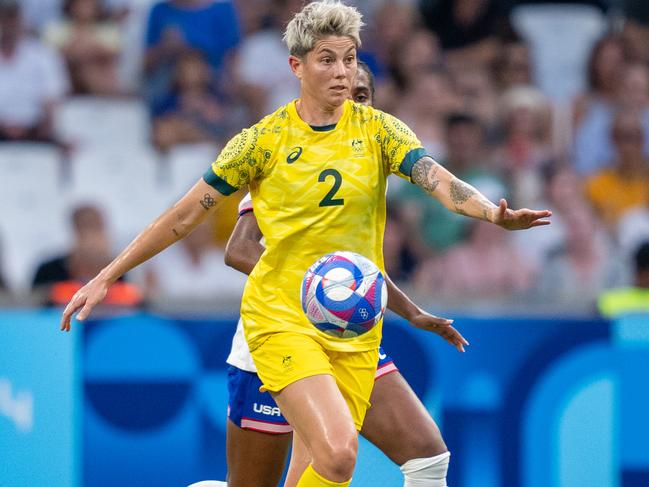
318,169,345,207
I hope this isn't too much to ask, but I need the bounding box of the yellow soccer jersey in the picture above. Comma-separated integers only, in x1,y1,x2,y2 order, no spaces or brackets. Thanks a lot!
204,99,425,352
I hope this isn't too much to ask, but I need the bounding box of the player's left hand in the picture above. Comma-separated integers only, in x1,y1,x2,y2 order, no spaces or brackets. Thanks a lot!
410,312,469,353
492,198,552,230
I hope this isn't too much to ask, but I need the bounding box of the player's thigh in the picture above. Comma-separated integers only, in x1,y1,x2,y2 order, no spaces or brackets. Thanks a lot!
254,333,374,451
226,421,291,487
272,373,357,454
225,365,292,486
361,370,447,466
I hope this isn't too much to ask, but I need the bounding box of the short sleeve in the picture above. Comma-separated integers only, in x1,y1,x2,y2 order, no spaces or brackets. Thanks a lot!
203,127,266,196
376,111,426,182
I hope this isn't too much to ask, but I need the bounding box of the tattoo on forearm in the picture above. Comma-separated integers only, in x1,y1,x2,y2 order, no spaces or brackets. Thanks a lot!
450,178,477,205
449,178,496,221
172,228,180,237
479,198,497,221
412,158,440,194
200,193,216,210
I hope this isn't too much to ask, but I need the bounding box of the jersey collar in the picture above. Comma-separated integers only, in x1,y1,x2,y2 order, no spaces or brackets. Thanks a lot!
287,99,351,133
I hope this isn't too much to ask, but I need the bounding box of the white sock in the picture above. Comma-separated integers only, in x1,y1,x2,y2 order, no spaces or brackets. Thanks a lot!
187,482,227,487
400,451,450,487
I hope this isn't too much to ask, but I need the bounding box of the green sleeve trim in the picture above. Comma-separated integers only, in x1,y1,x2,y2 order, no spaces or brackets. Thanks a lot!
202,168,238,196
398,148,427,179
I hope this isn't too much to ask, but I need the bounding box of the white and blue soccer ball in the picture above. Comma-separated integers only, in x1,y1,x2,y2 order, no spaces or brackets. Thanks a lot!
301,251,388,338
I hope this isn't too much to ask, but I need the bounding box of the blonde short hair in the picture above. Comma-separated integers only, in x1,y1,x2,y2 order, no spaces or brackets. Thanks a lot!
283,1,364,58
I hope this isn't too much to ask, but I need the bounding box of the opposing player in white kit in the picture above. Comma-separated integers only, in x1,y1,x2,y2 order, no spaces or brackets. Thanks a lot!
223,62,468,487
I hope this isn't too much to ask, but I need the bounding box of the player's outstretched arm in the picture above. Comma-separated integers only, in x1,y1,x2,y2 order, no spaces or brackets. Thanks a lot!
224,211,264,275
384,273,468,353
411,156,552,230
60,179,225,331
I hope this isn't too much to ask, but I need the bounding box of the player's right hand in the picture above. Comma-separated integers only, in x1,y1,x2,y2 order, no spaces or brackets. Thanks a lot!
60,278,109,332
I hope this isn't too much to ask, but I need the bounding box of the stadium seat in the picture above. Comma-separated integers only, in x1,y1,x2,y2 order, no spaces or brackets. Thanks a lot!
164,143,221,204
511,4,606,102
54,96,151,150
0,143,70,293
68,146,165,245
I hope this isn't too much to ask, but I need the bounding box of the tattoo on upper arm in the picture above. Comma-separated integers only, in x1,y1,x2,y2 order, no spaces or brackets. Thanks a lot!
199,193,216,210
450,178,477,205
412,158,440,194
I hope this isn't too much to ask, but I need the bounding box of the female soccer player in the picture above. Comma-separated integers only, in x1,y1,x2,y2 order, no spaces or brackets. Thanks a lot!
61,3,551,486
223,61,463,487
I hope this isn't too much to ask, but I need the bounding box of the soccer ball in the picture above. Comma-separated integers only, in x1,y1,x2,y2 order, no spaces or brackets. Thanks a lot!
301,251,387,338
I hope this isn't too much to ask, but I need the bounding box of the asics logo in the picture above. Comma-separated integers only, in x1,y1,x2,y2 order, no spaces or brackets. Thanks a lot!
287,147,303,164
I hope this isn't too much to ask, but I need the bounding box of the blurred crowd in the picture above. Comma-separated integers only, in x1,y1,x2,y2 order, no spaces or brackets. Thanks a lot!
0,0,648,315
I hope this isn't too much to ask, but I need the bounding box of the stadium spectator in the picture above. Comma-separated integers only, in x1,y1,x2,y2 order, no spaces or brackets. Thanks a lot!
32,204,112,290
617,203,649,264
572,34,626,130
47,239,142,307
143,0,241,109
511,164,577,271
585,111,649,228
18,0,62,34
494,85,554,208
573,62,649,176
152,50,238,151
43,0,122,95
375,29,445,115
233,0,302,118
390,29,443,92
0,0,68,142
397,113,506,256
394,69,460,159
535,203,624,306
492,38,532,93
143,218,247,301
452,65,499,131
621,0,649,64
598,240,649,318
32,203,140,306
413,219,535,300
232,0,273,36
419,0,507,70
360,0,417,83
382,206,417,284
509,0,608,12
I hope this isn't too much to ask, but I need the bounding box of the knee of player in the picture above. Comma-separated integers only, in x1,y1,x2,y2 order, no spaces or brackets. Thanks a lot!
408,434,448,460
313,434,358,479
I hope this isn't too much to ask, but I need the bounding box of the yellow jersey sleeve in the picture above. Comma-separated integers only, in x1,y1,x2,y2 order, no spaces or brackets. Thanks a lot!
376,111,426,182
203,126,268,195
